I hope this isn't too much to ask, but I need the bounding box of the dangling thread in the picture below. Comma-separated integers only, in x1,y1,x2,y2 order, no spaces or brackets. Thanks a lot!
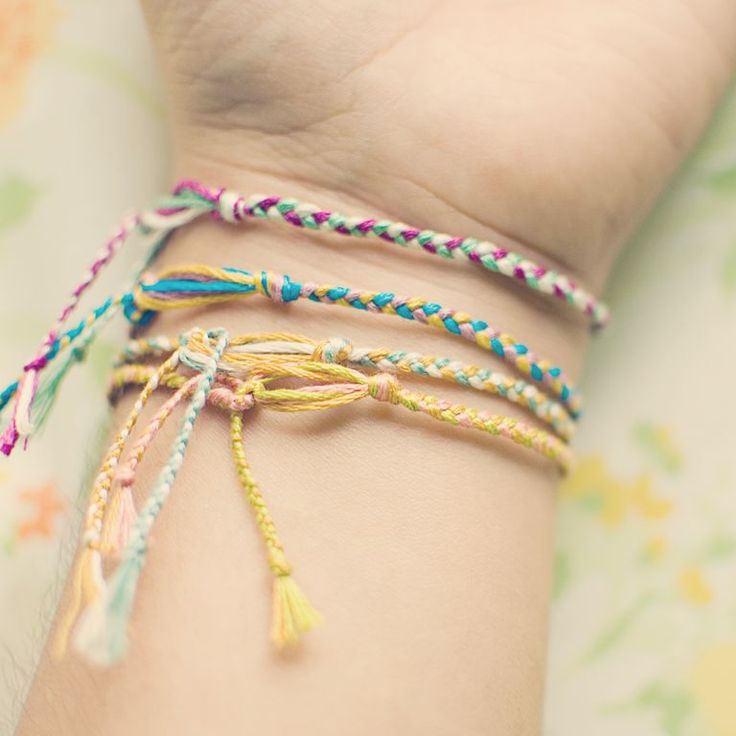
71,329,228,665
230,383,322,648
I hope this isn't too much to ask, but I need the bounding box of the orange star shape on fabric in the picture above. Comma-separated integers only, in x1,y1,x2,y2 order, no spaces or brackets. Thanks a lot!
17,483,65,539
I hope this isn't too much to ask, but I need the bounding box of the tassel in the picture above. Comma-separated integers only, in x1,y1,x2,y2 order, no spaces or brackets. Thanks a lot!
2,293,122,455
230,405,321,650
269,548,321,649
52,547,104,658
101,485,137,558
0,367,33,454
73,551,143,666
100,489,122,555
13,368,38,438
27,349,82,435
272,574,323,649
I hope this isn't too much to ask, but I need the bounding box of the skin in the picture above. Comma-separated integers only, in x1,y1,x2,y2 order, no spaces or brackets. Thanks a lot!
17,2,736,734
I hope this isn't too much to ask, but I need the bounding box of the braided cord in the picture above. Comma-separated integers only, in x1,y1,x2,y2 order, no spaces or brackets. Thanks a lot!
53,349,181,657
117,333,575,439
109,359,573,473
68,329,229,665
230,386,322,648
132,264,581,417
123,329,228,558
173,180,608,328
1,181,599,456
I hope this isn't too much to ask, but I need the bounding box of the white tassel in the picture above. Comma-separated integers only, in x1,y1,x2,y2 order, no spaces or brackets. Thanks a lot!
14,371,37,437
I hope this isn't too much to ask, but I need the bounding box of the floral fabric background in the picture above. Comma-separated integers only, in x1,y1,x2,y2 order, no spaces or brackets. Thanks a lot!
1,2,736,734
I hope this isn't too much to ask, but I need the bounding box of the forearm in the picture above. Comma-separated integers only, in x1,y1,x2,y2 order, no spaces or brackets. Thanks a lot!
16,0,736,731
18,167,588,735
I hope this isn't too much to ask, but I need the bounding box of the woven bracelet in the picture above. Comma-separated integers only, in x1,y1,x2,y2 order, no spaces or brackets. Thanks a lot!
54,327,573,667
170,180,609,327
119,332,575,439
0,181,603,456
0,260,582,449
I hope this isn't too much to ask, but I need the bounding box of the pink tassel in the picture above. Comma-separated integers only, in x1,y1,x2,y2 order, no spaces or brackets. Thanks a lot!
2,355,47,455
113,485,137,552
101,483,137,558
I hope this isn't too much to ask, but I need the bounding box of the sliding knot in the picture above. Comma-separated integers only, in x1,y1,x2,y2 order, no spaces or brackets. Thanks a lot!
116,465,135,488
215,188,247,223
367,373,401,404
23,355,48,372
312,337,352,365
257,272,301,304
123,288,156,327
179,328,229,374
243,379,268,400
209,386,254,413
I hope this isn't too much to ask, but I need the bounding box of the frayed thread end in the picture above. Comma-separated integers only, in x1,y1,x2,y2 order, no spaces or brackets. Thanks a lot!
0,419,19,456
271,574,322,650
72,552,143,667
101,486,137,559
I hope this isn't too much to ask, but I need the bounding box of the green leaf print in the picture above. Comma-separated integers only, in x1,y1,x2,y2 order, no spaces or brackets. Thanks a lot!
710,166,736,191
722,244,736,295
0,176,39,232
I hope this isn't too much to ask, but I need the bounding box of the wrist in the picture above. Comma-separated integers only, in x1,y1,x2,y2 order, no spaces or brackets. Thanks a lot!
169,131,619,292
146,162,592,429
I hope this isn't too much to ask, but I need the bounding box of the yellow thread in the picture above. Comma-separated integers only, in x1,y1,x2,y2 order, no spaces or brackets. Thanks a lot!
58,352,182,644
52,549,88,658
230,386,321,648
112,357,572,472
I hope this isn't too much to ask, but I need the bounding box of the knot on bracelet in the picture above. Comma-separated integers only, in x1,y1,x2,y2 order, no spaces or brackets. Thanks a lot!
209,386,255,413
116,465,136,488
23,355,49,372
311,337,353,365
367,373,401,404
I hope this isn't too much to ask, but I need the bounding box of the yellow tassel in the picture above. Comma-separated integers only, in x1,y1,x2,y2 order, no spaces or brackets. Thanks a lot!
100,489,122,554
100,486,137,558
231,407,322,649
271,574,322,650
52,547,102,658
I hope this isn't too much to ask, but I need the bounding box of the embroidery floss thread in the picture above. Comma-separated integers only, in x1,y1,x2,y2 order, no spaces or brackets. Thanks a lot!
0,200,210,456
109,333,574,472
64,328,229,665
171,180,609,327
131,263,582,416
1,182,603,454
118,332,576,439
56,326,572,666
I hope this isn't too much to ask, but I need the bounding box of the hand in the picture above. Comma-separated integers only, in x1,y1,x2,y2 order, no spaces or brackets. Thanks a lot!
143,0,735,286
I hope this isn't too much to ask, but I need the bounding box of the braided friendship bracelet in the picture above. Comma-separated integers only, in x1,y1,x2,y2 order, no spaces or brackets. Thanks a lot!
109,361,572,468
0,180,604,456
54,329,229,664
170,180,609,327
54,327,572,667
0,261,583,439
119,332,576,439
131,263,582,416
